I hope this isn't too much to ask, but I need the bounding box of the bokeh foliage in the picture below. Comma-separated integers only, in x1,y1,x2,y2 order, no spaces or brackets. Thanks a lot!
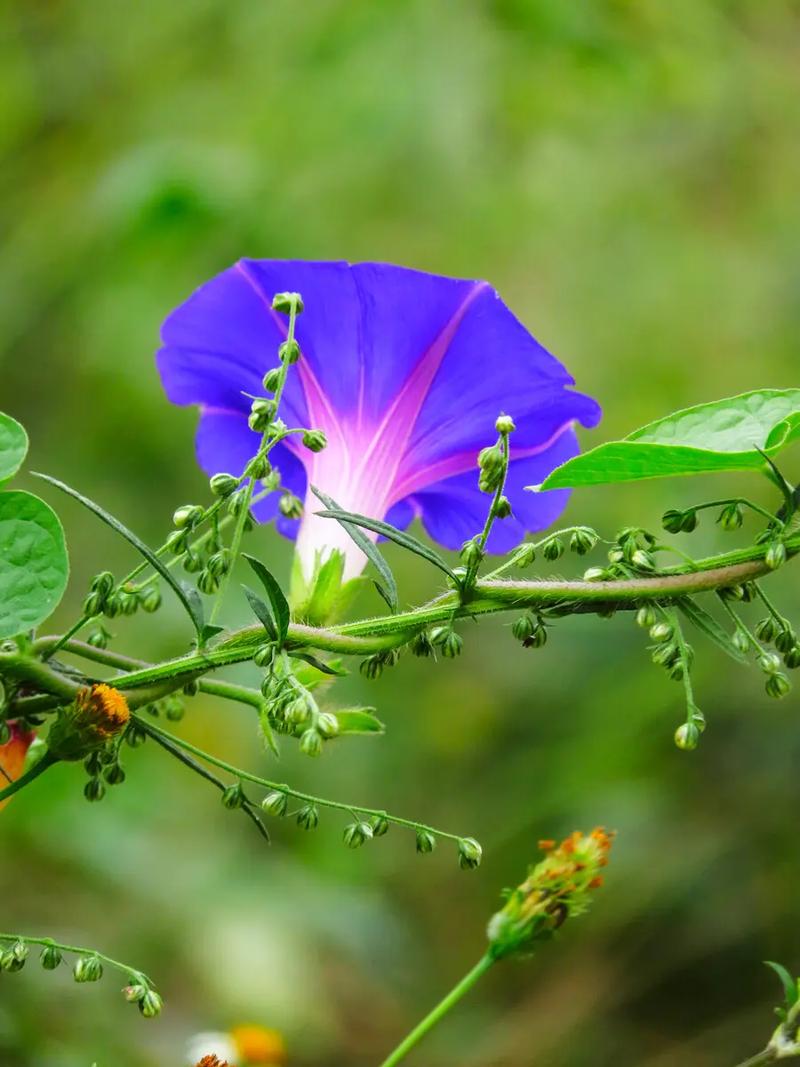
2,1,800,1064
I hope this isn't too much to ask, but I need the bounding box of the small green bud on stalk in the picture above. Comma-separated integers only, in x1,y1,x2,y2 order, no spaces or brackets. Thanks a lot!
221,783,245,810
165,530,188,555
297,804,319,830
284,697,310,726
87,627,110,649
460,538,483,568
718,502,744,531
278,339,301,363
457,837,483,870
279,493,303,519
73,955,103,983
631,549,655,571
84,778,106,803
197,569,220,595
652,641,679,668
118,588,138,616
253,644,274,668
720,584,744,601
140,587,162,613
317,712,340,739
784,646,800,669
206,549,232,578
245,452,271,479
513,542,537,567
766,672,791,699
661,509,684,534
103,763,126,786
755,617,779,643
302,429,328,453
477,445,504,493
495,414,516,434
415,829,436,854
583,567,608,582
758,651,782,674
91,571,115,597
740,582,758,602
570,527,598,555
173,504,204,530
494,495,512,519
674,722,700,751
636,605,657,628
649,621,673,643
542,536,564,562
262,367,282,392
123,983,147,1003
138,989,163,1018
262,790,288,817
182,549,204,574
766,540,787,571
680,510,698,533
370,815,390,837
343,821,373,849
512,614,536,642
40,944,62,970
524,622,548,650
410,631,435,657
248,398,276,432
732,630,751,654
164,697,185,722
775,628,797,654
209,472,239,498
272,291,304,314
300,728,322,757
82,590,105,617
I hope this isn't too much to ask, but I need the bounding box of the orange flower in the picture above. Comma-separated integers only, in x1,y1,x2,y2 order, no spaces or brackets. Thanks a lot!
0,724,34,810
231,1024,287,1065
74,684,130,739
196,1057,230,1067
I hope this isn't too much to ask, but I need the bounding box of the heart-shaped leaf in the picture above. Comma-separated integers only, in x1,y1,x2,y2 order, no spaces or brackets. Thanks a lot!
539,389,800,489
0,490,69,638
0,413,28,485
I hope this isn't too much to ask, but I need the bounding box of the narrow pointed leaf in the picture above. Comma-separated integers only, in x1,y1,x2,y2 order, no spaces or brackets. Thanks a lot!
290,651,347,676
311,486,398,611
243,553,289,643
35,473,204,638
677,597,747,663
539,390,800,489
314,507,456,581
0,413,28,485
765,961,799,1008
242,584,278,642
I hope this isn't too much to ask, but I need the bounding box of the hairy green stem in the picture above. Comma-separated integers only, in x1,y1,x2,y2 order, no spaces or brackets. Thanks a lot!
378,953,495,1067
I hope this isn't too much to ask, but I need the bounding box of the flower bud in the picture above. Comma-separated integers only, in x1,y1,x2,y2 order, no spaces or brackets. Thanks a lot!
460,538,483,568
410,631,434,657
299,728,322,757
732,629,751,654
165,530,188,555
758,651,782,674
495,414,516,434
766,672,791,699
719,584,744,601
103,762,126,786
524,621,548,649
755,617,779,643
125,722,147,748
117,588,138,615
138,989,163,1019
262,367,282,393
631,549,655,571
279,493,303,519
661,509,684,534
512,614,535,642
91,571,115,597
221,783,245,810
317,712,340,739
649,621,673,643
164,697,185,721
197,570,220,595
766,541,787,571
286,696,311,726
1,942,27,972
674,722,700,751
494,496,512,519
651,641,678,668
542,536,564,562
680,510,698,533
570,527,598,556
40,944,62,970
84,778,106,802
140,587,162,614
784,646,800,670
583,567,608,582
272,291,304,314
123,983,146,1003
87,627,110,649
636,605,657,629
343,821,373,849
253,644,274,668
370,815,390,837
278,339,301,364
740,582,758,602
83,590,105,617
261,467,282,492
206,549,232,579
718,502,744,531
477,446,504,493
73,954,103,983
297,804,319,830
173,504,204,530
182,549,204,574
262,790,288,817
415,829,436,854
249,399,276,432
457,837,483,870
209,472,239,498
302,429,328,453
513,542,536,567
775,628,797,654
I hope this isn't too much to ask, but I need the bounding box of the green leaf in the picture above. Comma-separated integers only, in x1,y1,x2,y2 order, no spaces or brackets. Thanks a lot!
243,554,289,644
290,651,347,676
0,490,69,638
765,961,799,1008
292,656,346,691
36,473,204,639
242,584,278,642
539,389,800,489
677,598,748,664
334,707,385,735
0,413,28,485
311,486,398,611
314,507,457,581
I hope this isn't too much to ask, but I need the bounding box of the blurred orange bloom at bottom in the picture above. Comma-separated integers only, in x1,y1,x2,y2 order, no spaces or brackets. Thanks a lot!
0,724,34,810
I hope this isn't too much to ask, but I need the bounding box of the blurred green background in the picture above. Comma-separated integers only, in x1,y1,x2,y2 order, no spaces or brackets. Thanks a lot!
2,1,800,1064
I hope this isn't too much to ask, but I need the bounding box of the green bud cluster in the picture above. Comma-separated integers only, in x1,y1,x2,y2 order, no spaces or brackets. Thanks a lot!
360,648,401,678
279,492,303,520
429,626,463,659
662,508,698,534
477,444,505,494
717,502,744,531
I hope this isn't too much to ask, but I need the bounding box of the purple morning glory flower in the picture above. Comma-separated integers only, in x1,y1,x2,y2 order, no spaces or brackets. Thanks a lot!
157,260,600,581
